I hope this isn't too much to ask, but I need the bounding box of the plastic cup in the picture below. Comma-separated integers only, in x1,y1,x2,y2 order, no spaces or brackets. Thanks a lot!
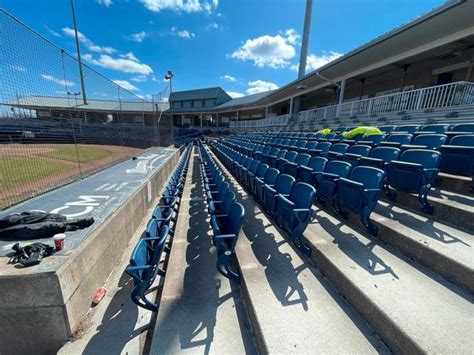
53,233,66,251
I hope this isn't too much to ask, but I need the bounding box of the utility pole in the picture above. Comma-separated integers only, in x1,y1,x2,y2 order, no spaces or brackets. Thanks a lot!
70,0,87,105
298,0,314,79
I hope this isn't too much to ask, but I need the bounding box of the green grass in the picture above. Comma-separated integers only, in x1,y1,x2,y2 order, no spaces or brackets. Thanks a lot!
0,156,70,193
39,144,112,163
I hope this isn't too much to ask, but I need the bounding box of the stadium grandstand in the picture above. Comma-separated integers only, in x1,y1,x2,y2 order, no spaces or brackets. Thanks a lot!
0,0,473,354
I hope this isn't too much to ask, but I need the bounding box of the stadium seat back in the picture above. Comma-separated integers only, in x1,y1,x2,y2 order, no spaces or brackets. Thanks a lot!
412,134,447,149
330,143,350,154
450,134,474,146
397,125,420,133
294,153,311,166
256,163,269,178
450,123,474,133
421,124,449,134
275,174,296,195
386,133,413,145
290,182,317,208
400,149,441,169
348,144,371,156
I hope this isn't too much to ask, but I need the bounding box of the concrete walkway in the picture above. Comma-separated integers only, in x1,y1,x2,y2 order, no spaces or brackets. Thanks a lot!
150,147,256,354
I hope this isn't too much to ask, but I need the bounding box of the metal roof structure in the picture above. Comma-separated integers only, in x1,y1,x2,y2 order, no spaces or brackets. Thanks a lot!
170,87,231,101
9,96,169,112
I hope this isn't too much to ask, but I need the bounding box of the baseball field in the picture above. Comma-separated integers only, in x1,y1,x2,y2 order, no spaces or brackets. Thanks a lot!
0,143,143,209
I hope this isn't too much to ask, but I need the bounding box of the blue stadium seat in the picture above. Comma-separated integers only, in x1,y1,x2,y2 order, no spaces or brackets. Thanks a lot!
316,161,352,202
275,151,298,173
439,135,474,190
285,153,311,178
276,182,316,255
208,189,236,216
268,149,287,168
420,124,449,134
359,146,401,172
387,149,441,214
335,166,385,235
126,224,170,312
343,144,372,167
379,125,396,134
326,143,350,160
212,202,245,283
297,156,328,184
242,159,261,188
381,133,413,147
248,163,269,195
411,134,448,150
450,123,474,133
255,168,279,202
358,134,386,146
262,174,295,216
396,125,420,134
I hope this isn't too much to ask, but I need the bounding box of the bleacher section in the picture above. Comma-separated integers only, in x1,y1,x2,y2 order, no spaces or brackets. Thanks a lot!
119,122,473,353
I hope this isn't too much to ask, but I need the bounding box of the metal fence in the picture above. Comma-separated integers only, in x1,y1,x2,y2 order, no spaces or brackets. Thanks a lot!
0,9,171,210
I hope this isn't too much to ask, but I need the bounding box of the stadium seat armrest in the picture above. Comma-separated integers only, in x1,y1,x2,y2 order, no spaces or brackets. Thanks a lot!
126,265,152,272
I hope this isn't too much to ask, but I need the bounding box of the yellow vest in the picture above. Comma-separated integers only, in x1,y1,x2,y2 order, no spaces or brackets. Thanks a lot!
316,128,331,135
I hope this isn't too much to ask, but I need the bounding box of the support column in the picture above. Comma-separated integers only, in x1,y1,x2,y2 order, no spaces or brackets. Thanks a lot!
181,114,184,126
358,78,366,100
216,113,219,127
400,64,410,91
265,106,269,118
338,79,346,105
289,97,294,114
200,113,203,128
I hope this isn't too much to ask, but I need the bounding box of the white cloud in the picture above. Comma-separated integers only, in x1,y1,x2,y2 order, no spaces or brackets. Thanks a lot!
126,31,146,43
207,22,221,30
290,51,343,73
113,80,139,91
62,27,116,54
136,94,153,100
96,0,113,6
44,25,61,38
170,26,195,39
227,91,244,99
284,28,300,45
139,0,218,13
83,53,153,75
41,74,75,87
120,52,139,62
11,65,27,72
216,12,222,17
221,74,237,82
246,80,278,94
231,30,298,68
130,74,148,82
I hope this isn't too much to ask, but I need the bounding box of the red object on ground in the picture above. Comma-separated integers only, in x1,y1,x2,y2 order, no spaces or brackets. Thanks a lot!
92,287,107,305
53,233,66,251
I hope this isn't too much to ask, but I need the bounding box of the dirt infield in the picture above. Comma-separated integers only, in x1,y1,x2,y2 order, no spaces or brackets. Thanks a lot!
0,144,143,209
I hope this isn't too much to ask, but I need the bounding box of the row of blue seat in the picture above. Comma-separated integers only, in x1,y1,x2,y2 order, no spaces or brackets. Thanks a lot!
247,123,474,140
231,133,474,191
125,144,192,312
210,140,317,255
197,140,244,283
225,135,441,216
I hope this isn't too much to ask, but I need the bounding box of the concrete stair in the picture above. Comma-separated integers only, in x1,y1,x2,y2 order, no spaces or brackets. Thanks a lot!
206,144,474,354
147,144,474,354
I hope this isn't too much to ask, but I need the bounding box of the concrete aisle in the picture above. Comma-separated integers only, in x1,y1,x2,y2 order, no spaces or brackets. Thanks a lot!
150,147,256,354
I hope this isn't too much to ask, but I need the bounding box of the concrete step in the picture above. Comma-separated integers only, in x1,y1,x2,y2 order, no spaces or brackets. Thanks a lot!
385,187,474,232
373,201,474,294
303,209,474,354
209,148,389,354
150,149,257,354
438,172,473,195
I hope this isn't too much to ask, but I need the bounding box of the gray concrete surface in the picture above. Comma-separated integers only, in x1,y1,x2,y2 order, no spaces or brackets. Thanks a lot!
374,200,474,293
438,172,473,194
58,198,162,355
210,146,389,354
150,148,256,354
385,186,474,232
0,147,179,354
304,208,474,354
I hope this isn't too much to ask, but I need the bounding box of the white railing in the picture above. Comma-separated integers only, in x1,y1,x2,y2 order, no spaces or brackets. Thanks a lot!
229,81,474,129
298,81,474,121
229,113,292,128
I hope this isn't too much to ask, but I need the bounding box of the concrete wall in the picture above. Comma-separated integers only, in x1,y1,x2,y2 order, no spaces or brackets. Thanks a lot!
0,150,180,355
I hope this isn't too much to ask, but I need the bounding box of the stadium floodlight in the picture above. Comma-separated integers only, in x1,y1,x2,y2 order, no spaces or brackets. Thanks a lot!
164,70,174,109
70,0,87,105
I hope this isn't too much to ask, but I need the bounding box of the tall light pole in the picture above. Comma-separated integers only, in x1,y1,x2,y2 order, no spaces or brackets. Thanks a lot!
70,0,87,105
298,0,313,79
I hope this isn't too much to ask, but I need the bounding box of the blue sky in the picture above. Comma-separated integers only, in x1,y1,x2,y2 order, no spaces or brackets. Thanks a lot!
1,0,446,100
